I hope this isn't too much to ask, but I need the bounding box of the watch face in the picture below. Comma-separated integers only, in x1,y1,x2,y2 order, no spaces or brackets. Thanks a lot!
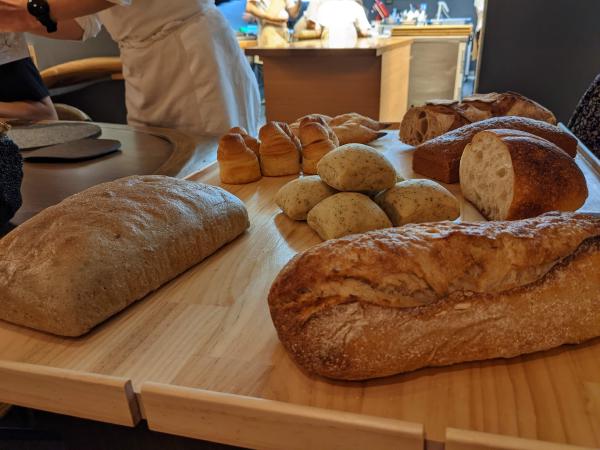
27,0,50,17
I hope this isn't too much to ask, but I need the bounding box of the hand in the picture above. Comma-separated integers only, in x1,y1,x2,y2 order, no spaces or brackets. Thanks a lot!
0,0,39,32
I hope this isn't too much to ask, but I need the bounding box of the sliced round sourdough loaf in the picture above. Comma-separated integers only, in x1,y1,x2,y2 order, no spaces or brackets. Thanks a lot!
459,129,588,220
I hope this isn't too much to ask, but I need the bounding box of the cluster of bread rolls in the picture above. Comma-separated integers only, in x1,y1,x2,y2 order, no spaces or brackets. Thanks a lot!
276,143,460,241
400,92,557,146
218,112,385,184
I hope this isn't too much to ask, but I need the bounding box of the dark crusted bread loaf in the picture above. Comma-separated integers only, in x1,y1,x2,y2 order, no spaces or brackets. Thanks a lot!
268,213,600,380
0,175,249,336
400,92,557,146
460,129,587,220
412,116,578,183
0,123,23,227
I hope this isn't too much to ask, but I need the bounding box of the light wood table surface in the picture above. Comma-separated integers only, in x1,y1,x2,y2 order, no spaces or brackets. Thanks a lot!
7,122,217,228
0,131,598,449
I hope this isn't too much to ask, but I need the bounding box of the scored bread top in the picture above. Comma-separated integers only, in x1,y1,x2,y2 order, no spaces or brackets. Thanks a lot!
269,212,600,326
259,122,301,156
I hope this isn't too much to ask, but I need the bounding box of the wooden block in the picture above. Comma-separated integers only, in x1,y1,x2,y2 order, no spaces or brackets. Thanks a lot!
141,382,424,450
445,428,598,450
262,54,381,123
379,42,412,122
0,360,140,426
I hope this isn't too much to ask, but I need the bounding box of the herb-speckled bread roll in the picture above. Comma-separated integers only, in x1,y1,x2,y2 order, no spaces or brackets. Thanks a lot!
276,176,337,221
307,192,392,240
374,179,460,226
317,144,397,192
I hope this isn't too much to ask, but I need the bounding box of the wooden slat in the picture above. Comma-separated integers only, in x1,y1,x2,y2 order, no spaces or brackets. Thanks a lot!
0,360,140,426
141,382,424,450
446,428,598,450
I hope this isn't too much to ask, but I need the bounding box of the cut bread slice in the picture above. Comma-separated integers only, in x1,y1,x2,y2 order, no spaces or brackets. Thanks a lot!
460,129,588,221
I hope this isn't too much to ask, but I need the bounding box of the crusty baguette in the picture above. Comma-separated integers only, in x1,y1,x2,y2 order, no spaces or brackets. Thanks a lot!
460,130,587,220
268,213,600,380
0,176,249,336
400,92,557,146
412,116,578,183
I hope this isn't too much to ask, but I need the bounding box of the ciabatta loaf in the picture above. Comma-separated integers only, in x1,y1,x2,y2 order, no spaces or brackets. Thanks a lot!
400,92,557,146
0,176,249,336
268,213,600,380
412,116,578,183
460,129,587,220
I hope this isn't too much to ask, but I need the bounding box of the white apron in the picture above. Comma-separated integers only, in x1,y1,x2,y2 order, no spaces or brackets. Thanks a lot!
79,1,260,137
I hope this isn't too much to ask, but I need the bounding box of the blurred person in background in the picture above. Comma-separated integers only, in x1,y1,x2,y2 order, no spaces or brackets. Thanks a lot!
246,0,301,46
0,0,260,137
0,32,57,121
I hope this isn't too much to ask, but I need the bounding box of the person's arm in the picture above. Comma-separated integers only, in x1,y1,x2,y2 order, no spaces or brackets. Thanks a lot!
354,3,371,37
286,0,302,19
0,0,116,32
0,96,58,121
245,0,287,23
30,18,84,39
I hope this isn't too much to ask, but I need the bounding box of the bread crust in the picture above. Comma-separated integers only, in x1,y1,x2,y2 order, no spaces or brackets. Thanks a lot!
412,116,578,184
217,133,262,184
401,92,558,146
259,122,301,176
299,118,339,175
268,213,600,380
472,130,587,220
0,176,249,336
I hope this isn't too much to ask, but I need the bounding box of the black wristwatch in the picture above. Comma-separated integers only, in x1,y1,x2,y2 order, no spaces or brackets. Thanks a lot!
27,0,58,33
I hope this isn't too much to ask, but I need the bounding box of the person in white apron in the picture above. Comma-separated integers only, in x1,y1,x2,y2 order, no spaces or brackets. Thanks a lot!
0,0,261,138
246,0,301,46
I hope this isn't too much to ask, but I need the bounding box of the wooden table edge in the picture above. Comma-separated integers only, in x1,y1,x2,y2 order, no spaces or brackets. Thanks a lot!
0,359,141,426
140,381,424,450
445,427,598,450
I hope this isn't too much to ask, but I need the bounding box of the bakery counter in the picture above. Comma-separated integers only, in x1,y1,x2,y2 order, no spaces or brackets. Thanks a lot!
246,35,468,123
0,130,599,449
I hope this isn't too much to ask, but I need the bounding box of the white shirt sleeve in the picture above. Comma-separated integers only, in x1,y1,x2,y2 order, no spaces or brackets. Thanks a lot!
285,0,298,9
305,0,321,22
73,0,130,40
75,15,103,40
353,3,371,32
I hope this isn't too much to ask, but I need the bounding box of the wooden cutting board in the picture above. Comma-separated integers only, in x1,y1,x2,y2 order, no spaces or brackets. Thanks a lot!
0,132,598,449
